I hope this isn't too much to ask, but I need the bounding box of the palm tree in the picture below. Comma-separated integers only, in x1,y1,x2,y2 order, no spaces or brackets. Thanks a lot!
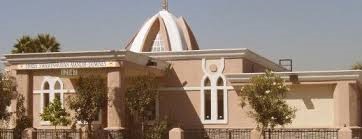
11,36,37,53
352,63,362,70
12,34,60,54
34,33,60,52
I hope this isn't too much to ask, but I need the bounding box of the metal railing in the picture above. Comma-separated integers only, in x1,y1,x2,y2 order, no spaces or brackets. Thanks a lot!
35,129,126,139
0,129,14,139
36,129,81,139
263,128,339,139
102,129,127,139
184,128,252,139
0,127,344,139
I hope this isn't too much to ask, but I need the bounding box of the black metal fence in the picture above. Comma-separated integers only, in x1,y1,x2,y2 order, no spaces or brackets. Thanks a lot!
35,129,126,139
184,128,252,139
36,129,81,139
0,128,342,139
0,129,14,139
263,128,339,139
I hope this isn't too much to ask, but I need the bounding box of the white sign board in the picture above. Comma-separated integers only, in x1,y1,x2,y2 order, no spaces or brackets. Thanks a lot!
17,61,119,70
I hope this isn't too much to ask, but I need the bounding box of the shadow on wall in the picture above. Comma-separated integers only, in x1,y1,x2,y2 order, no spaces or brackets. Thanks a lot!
286,84,335,110
158,68,204,130
68,74,110,129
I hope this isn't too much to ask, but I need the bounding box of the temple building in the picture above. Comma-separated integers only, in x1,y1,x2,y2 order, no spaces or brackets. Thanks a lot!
2,1,362,131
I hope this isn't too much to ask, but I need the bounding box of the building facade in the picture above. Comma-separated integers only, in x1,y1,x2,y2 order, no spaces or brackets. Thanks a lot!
2,6,362,131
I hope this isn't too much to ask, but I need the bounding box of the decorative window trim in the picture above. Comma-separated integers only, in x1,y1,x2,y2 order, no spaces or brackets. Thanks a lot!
200,58,228,124
34,89,76,94
39,76,66,126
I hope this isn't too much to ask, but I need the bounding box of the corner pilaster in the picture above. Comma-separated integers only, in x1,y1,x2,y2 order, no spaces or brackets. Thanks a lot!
15,70,33,117
106,67,126,128
334,82,351,126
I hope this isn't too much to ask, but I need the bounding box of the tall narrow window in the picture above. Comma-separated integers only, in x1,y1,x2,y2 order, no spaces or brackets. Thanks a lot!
54,81,61,101
217,90,224,120
204,77,211,120
201,76,227,123
216,78,224,120
43,82,50,109
204,90,211,120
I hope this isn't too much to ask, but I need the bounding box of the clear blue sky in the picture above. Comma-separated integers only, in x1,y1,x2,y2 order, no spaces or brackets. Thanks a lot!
1,0,361,70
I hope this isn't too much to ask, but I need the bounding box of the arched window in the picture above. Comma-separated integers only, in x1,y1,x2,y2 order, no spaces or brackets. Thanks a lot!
151,33,165,52
201,76,227,123
41,77,65,113
54,81,62,101
216,77,224,120
43,82,50,108
204,77,211,86
204,77,211,120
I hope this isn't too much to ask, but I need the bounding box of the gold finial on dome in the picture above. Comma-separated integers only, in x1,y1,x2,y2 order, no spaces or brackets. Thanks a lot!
162,0,168,11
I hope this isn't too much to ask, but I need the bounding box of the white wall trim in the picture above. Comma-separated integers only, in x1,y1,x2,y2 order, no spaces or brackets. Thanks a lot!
226,70,362,84
158,86,234,91
142,48,286,71
34,89,75,94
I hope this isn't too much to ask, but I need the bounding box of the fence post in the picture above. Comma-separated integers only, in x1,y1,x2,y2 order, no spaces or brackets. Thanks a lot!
169,128,184,139
338,126,352,139
21,128,36,139
78,128,82,139
104,127,125,139
250,128,263,139
81,126,89,139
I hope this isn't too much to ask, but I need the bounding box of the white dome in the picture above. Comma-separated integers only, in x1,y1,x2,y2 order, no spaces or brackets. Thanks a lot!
126,10,199,52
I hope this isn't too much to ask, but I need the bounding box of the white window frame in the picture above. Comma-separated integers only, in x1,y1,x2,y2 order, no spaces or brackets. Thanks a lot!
39,76,65,125
200,59,228,124
151,33,166,52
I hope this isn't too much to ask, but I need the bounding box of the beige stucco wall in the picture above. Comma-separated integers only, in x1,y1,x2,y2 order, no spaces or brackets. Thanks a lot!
159,91,202,129
161,60,202,87
32,69,108,90
242,58,268,73
285,84,335,127
159,82,362,129
161,58,244,88
158,90,255,129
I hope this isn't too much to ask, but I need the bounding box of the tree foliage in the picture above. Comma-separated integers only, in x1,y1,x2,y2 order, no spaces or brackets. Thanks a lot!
352,62,362,70
125,74,159,138
126,74,159,121
12,33,60,53
11,36,37,54
14,94,32,139
145,119,169,139
35,34,60,52
40,97,70,128
68,76,107,136
240,70,296,129
0,73,15,121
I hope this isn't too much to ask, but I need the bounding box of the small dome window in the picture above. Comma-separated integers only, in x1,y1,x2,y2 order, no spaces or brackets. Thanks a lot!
151,33,165,52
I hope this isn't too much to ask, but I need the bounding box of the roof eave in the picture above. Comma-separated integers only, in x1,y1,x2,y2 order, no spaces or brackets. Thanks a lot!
225,70,362,85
